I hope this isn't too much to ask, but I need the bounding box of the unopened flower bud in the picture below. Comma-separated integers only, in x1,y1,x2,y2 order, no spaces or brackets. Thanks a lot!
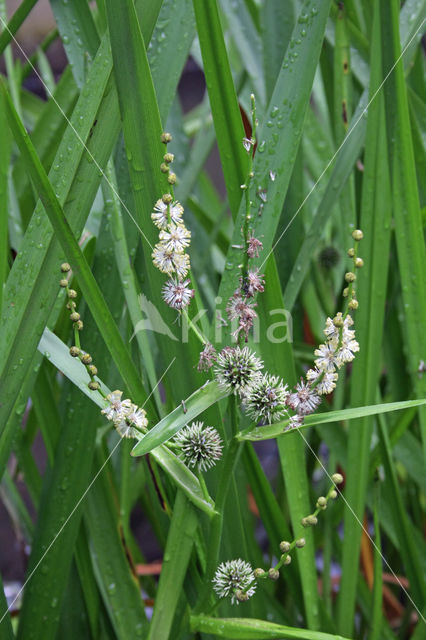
88,381,100,390
348,298,359,310
330,489,338,499
279,541,291,553
295,538,306,548
355,257,364,268
317,496,327,508
70,312,80,322
168,172,177,185
68,289,77,299
162,193,173,204
347,248,355,257
343,287,349,297
61,263,71,272
352,229,363,241
268,568,280,581
345,272,356,283
332,473,344,484
301,517,308,527
80,353,92,365
87,364,98,376
283,555,292,565
333,312,344,327
60,279,68,288
253,568,266,578
69,346,80,357
164,152,174,163
161,132,172,143
306,515,318,526
235,589,249,602
74,320,83,331
66,301,76,310
160,162,169,173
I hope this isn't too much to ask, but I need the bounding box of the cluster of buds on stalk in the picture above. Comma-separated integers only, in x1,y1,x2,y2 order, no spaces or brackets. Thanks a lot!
59,262,100,393
212,474,343,604
59,263,148,439
226,94,267,343
151,132,194,311
283,229,364,430
301,473,344,527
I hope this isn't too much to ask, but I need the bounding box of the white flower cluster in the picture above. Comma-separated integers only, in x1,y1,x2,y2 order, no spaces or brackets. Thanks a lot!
212,559,256,604
101,390,148,439
306,313,359,395
151,196,194,310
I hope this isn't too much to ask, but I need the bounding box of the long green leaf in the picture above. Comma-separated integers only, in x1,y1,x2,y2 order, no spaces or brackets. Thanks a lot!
85,451,148,639
0,0,38,55
381,0,426,456
193,0,248,220
337,3,393,631
190,615,350,640
147,491,198,639
238,400,426,442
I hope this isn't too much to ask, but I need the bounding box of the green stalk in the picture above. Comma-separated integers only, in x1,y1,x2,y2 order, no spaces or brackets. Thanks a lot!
369,477,382,640
194,399,244,613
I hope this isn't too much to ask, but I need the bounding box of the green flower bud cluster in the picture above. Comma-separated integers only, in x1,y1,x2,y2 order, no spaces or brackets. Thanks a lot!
301,473,344,528
59,263,102,395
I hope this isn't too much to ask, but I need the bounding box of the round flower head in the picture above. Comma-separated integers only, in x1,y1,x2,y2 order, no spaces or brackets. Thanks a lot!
335,336,360,367
198,342,217,371
172,252,190,279
244,373,289,424
151,199,183,229
240,269,265,297
226,292,256,322
214,346,263,396
213,559,256,604
162,278,194,310
306,368,338,395
159,223,191,253
152,242,176,275
287,379,321,415
314,340,339,373
114,403,148,439
173,421,222,471
246,233,263,259
101,390,132,422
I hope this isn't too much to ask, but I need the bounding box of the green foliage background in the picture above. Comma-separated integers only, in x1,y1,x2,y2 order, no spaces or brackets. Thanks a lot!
0,0,425,638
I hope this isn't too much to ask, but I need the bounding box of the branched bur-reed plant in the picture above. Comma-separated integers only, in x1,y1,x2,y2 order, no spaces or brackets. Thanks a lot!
58,98,366,619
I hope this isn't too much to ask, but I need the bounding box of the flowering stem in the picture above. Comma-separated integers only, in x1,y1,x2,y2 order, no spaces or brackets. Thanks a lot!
181,309,208,345
197,470,211,504
194,433,243,612
238,94,257,349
